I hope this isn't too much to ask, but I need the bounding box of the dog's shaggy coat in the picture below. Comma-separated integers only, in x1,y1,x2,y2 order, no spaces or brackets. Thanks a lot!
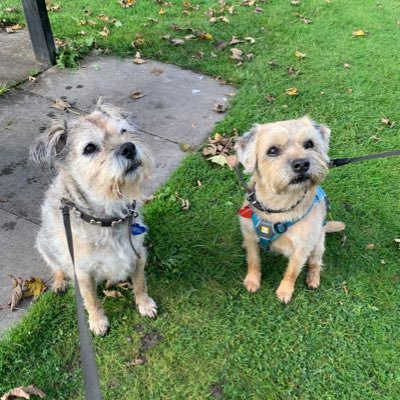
30,103,157,335
236,116,344,303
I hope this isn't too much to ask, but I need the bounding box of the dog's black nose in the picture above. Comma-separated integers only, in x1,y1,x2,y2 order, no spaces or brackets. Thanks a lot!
291,158,310,173
118,142,136,160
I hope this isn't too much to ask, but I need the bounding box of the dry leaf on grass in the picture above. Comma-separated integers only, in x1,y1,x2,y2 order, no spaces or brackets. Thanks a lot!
208,154,228,167
228,36,243,45
230,48,243,61
287,67,300,75
381,117,395,128
394,238,400,249
170,38,185,45
352,29,366,37
285,87,300,96
175,193,190,210
265,94,276,103
119,0,135,8
127,357,145,367
203,133,236,168
294,50,306,59
10,276,23,312
103,290,123,298
130,90,146,100
46,2,61,12
1,385,45,400
99,26,110,37
366,243,375,250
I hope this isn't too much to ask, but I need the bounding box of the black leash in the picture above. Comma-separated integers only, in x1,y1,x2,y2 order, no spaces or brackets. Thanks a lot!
329,149,400,167
61,205,103,400
234,149,400,212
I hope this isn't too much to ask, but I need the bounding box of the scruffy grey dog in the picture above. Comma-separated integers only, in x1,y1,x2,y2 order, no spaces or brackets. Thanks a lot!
235,116,344,303
30,102,157,335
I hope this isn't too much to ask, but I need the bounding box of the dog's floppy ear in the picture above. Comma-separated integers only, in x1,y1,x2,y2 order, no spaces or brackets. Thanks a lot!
30,119,68,167
235,126,258,173
95,97,123,119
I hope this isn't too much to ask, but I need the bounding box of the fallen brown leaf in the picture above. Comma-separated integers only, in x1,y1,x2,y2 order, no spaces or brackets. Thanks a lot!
214,40,227,50
5,24,23,34
285,87,300,96
381,117,395,128
150,67,163,75
119,0,135,8
103,290,123,298
230,48,243,61
352,29,366,37
265,93,276,103
170,38,185,45
127,357,145,367
51,99,71,111
10,276,24,312
366,243,375,250
228,36,243,45
294,50,306,59
133,51,146,64
1,385,45,400
287,66,300,75
23,277,47,299
130,90,146,100
175,193,190,210
212,103,227,113
99,26,110,37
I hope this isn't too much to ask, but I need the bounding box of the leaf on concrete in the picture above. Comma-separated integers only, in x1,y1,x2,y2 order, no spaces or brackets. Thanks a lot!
10,276,23,312
23,277,47,299
51,99,71,111
5,24,23,34
130,89,146,100
133,51,146,64
1,385,45,400
212,103,227,113
150,67,163,75
103,290,123,298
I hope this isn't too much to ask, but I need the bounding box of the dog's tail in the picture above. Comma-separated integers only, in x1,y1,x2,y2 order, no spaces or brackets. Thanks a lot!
325,221,345,233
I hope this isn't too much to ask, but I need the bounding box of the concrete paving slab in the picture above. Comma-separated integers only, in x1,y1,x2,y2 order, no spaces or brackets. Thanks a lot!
0,30,48,87
20,54,233,146
0,209,49,334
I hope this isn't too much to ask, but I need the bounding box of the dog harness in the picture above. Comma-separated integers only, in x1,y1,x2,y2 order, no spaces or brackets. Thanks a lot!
239,186,327,251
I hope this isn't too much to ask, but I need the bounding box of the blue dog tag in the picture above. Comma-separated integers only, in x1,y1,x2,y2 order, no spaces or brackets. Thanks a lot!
131,223,147,235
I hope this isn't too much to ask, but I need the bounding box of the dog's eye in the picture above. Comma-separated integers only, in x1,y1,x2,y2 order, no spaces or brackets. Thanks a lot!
304,140,314,149
120,128,127,134
83,143,99,155
267,146,280,157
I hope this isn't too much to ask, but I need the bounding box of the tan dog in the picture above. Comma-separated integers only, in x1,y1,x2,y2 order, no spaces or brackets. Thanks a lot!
30,102,157,335
236,116,344,303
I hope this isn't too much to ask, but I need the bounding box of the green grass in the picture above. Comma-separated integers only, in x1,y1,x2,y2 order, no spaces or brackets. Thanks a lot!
1,0,400,399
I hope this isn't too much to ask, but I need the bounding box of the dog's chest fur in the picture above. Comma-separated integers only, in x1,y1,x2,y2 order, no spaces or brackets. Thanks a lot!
38,180,144,283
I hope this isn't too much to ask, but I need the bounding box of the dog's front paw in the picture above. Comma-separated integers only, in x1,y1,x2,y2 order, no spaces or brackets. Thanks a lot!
276,281,294,304
244,273,261,292
89,314,109,336
136,295,157,318
52,280,67,294
306,273,320,289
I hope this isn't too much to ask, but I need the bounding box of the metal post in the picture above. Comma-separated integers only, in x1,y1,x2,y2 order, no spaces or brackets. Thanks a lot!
21,0,56,65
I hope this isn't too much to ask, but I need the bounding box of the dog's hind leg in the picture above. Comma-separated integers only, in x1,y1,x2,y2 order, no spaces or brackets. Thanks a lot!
306,233,325,290
76,271,109,336
276,250,308,303
243,234,262,292
132,254,157,318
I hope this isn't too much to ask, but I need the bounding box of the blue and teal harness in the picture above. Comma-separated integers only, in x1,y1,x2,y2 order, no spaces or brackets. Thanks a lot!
243,186,327,251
